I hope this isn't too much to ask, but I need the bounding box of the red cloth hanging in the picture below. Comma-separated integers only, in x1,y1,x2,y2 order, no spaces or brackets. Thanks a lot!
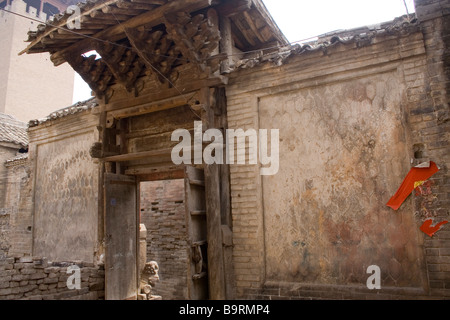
386,161,439,210
420,219,448,237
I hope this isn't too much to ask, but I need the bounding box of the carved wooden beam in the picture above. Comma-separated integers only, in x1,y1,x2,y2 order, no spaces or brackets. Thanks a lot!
64,50,113,99
95,41,145,94
164,9,221,75
125,27,181,85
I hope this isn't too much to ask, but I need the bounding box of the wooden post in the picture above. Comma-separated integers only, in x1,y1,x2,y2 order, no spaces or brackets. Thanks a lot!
201,87,226,300
219,16,234,74
214,87,235,299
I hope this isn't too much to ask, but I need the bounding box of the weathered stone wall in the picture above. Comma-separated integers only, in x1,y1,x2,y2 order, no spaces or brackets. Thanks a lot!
0,212,9,259
0,256,104,300
28,108,100,263
227,14,448,299
140,179,188,300
259,70,423,287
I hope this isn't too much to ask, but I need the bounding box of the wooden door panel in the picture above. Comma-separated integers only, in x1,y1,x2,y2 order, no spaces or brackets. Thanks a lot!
104,173,138,300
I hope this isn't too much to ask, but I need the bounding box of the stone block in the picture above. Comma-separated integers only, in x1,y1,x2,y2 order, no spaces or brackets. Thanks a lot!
33,257,48,268
43,277,58,284
11,274,27,281
21,268,37,275
0,281,10,289
19,257,33,263
0,288,13,296
29,272,45,280
44,266,60,274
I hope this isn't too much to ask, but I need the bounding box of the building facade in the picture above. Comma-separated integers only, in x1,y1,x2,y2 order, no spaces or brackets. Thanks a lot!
0,0,448,300
0,0,77,122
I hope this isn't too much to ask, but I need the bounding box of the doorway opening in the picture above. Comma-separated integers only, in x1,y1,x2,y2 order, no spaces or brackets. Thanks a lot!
139,178,188,300
138,166,208,300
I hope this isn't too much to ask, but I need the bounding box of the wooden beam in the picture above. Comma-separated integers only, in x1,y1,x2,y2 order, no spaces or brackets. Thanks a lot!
116,0,156,10
230,15,257,47
103,76,226,112
214,0,251,17
124,27,178,85
19,0,120,55
64,51,110,98
44,0,214,66
135,169,185,181
242,10,266,43
108,93,195,119
101,148,173,162
164,9,221,75
250,0,289,45
126,163,181,176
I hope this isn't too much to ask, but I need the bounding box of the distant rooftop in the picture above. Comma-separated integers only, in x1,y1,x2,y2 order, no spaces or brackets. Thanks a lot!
0,113,28,148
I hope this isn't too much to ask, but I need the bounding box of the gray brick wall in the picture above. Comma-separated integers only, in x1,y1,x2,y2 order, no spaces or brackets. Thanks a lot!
413,0,450,296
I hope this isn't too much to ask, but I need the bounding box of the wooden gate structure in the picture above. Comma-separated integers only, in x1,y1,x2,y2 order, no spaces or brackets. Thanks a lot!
22,0,287,299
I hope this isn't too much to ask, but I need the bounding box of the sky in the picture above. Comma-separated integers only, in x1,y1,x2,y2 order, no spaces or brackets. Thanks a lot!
72,0,416,103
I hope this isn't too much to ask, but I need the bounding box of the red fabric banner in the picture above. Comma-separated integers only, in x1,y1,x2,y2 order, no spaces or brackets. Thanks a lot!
420,219,448,237
386,161,439,210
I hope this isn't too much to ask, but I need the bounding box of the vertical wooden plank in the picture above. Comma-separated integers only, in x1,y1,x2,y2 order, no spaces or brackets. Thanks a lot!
201,87,226,300
98,109,107,261
104,173,138,300
215,87,235,299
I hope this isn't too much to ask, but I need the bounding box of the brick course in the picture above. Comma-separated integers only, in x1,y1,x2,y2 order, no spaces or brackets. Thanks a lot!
0,256,104,300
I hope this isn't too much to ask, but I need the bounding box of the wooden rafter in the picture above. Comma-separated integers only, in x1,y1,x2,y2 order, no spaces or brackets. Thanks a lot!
33,0,214,66
64,50,113,99
124,26,181,85
95,41,145,94
164,9,221,75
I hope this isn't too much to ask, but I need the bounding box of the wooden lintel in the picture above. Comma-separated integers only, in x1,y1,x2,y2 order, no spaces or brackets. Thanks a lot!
126,163,181,176
108,93,196,119
102,148,173,162
104,76,226,112
135,169,185,182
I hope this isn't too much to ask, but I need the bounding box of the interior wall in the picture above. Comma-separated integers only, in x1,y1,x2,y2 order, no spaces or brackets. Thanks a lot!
140,179,188,300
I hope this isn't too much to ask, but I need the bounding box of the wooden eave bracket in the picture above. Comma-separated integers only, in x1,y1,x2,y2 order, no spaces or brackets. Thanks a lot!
163,8,222,76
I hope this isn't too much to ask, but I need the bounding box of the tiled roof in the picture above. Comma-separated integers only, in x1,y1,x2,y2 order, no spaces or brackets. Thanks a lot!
0,113,28,148
235,14,419,70
28,98,98,128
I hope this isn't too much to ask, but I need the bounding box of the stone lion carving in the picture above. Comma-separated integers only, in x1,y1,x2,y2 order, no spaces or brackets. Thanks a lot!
139,261,161,300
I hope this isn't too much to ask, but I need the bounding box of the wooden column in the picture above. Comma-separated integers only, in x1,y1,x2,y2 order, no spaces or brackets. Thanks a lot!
214,87,235,299
219,15,234,74
201,87,226,300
